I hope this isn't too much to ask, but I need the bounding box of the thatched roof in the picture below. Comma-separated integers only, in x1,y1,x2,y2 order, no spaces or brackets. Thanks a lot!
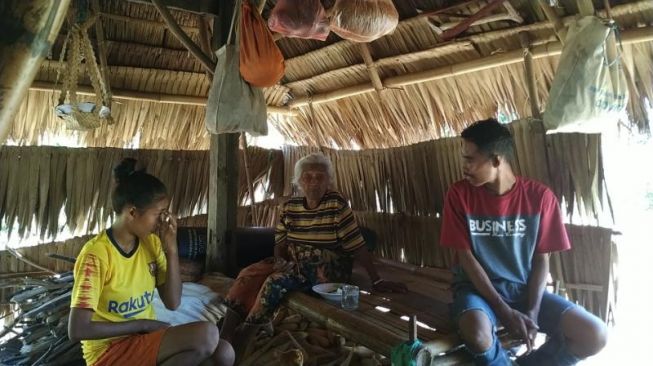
5,0,653,150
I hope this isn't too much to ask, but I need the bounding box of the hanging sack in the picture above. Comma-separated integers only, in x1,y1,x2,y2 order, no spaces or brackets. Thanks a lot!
543,16,628,133
205,0,268,136
268,0,330,41
240,0,285,87
55,15,113,131
329,0,399,43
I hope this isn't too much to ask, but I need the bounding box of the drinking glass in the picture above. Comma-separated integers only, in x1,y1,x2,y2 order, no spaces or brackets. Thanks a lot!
340,285,359,310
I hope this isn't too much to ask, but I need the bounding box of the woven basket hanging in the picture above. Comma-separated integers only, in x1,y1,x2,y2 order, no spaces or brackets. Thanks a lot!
55,14,113,131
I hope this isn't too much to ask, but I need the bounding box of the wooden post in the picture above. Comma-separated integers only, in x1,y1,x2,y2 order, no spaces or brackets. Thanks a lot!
519,32,541,119
206,0,239,274
0,0,71,143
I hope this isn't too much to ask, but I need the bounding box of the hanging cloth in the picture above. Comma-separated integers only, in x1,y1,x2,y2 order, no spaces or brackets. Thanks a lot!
239,0,285,87
268,0,330,41
329,0,399,43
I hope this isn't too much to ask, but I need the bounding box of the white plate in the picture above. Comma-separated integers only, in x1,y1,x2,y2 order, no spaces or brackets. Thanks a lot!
312,283,346,302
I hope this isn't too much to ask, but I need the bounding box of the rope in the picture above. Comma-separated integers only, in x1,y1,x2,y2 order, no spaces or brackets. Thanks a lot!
56,11,113,130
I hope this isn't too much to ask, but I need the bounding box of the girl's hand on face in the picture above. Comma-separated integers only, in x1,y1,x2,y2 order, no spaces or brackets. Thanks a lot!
159,211,178,254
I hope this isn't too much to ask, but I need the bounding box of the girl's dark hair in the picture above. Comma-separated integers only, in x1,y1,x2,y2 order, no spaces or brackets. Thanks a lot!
112,158,167,214
461,118,515,161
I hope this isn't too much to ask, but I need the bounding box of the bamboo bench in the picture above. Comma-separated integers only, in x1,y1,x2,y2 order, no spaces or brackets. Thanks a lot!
285,259,522,364
201,258,521,364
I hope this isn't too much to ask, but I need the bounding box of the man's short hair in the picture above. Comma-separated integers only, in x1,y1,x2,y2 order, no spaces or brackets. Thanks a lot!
461,118,514,161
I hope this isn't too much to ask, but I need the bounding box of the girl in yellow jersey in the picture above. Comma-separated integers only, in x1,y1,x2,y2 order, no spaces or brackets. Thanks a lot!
68,158,234,366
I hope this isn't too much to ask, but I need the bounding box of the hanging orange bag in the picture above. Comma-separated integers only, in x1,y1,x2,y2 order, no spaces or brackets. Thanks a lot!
240,0,285,87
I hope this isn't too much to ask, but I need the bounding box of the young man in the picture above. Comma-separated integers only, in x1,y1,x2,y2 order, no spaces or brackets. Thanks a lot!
440,119,607,365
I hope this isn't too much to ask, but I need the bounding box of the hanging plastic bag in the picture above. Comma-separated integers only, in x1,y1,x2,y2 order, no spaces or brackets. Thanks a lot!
240,0,285,87
329,0,399,43
268,0,330,41
205,1,268,136
543,16,628,133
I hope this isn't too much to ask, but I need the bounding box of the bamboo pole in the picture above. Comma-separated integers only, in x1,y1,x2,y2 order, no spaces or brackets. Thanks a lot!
519,32,541,119
600,1,621,101
440,0,509,41
576,0,596,16
28,81,297,116
358,43,384,93
5,248,57,275
285,42,473,91
537,0,568,43
151,0,216,74
603,0,613,18
435,11,522,33
0,0,71,144
240,133,259,225
284,0,651,92
100,12,200,34
91,0,112,101
197,14,213,63
287,26,653,109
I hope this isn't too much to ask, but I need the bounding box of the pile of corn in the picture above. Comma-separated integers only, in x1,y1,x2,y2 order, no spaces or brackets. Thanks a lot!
240,307,388,366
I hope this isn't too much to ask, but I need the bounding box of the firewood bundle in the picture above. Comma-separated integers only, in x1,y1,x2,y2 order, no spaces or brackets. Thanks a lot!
0,273,83,366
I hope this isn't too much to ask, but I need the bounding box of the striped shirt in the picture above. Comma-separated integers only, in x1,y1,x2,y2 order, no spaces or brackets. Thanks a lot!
275,191,365,253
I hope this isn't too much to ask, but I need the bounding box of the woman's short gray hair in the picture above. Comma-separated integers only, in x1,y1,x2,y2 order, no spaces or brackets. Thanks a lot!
292,153,335,187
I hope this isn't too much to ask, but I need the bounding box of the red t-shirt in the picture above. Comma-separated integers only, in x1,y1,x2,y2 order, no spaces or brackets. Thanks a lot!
440,177,570,296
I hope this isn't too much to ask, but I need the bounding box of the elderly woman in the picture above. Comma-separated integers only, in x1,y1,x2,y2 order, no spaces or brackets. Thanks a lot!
220,153,406,354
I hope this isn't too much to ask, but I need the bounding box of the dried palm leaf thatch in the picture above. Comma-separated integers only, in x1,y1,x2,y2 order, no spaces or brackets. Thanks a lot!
2,126,610,244
281,119,609,224
0,145,283,241
237,198,285,228
282,60,550,150
545,133,612,225
9,89,210,150
508,119,551,186
238,147,284,205
354,212,454,268
550,225,616,322
621,41,653,133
